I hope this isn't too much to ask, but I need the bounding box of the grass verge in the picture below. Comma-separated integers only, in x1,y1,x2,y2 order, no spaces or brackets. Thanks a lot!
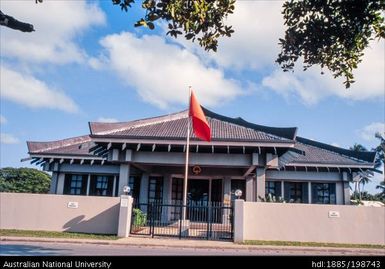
0,229,118,240
242,240,385,249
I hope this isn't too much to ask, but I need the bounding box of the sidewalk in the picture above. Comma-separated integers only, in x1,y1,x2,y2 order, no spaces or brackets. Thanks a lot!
1,235,384,255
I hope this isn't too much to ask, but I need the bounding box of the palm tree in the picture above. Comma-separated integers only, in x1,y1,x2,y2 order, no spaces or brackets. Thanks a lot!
376,181,385,199
349,144,371,196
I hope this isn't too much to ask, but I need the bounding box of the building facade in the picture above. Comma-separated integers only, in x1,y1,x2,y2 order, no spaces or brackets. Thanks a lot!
26,108,376,206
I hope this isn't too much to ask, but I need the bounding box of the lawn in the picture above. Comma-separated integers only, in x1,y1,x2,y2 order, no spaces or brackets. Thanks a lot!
0,229,119,240
242,240,385,249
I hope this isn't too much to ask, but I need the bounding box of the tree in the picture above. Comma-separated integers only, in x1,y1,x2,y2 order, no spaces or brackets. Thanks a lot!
1,0,384,87
376,181,385,199
277,0,385,88
0,167,51,193
0,10,34,32
373,132,384,171
349,144,372,196
111,0,235,52
350,135,384,199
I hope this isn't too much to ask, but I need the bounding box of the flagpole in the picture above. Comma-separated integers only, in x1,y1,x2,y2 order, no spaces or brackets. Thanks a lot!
182,86,192,220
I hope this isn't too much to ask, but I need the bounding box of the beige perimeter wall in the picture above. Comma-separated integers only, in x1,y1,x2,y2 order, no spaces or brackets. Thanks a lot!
0,193,120,234
236,201,385,245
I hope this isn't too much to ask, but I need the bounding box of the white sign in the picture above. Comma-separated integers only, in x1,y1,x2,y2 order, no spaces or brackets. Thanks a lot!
328,211,340,218
121,199,128,207
67,202,78,209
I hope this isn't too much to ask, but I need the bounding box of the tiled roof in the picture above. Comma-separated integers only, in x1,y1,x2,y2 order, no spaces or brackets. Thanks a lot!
278,137,376,167
27,135,96,156
26,108,375,168
290,142,369,165
89,109,295,142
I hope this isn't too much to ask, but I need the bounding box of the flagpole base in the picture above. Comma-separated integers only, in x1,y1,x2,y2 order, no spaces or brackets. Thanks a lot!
180,219,190,236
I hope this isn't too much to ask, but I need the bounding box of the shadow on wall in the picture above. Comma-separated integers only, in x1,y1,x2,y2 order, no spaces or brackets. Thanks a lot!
62,204,120,235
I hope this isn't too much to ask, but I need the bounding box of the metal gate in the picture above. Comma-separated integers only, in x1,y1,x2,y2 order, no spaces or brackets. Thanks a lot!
130,201,233,241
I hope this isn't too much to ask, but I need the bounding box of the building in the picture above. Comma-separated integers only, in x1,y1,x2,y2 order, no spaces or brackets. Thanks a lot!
26,107,376,206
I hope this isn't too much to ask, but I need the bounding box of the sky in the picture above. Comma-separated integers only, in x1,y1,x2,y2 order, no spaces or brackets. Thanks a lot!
0,1,384,194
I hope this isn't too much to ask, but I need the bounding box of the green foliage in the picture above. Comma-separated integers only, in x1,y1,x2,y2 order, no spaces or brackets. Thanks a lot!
0,167,51,193
351,191,384,203
132,208,147,226
376,181,385,199
277,0,385,88
349,136,384,196
112,0,235,52
373,132,384,169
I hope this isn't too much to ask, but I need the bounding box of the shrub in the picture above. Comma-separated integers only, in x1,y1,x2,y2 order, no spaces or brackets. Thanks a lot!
132,208,147,226
0,167,51,193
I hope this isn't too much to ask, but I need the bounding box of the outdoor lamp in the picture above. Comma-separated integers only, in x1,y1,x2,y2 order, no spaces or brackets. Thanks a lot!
235,189,242,199
123,185,131,196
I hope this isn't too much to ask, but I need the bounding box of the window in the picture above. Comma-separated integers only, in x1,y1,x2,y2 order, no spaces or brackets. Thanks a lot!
148,176,163,202
265,181,281,198
128,175,141,202
89,175,113,196
284,182,308,203
63,174,87,195
290,183,302,202
312,183,336,204
148,176,163,222
171,178,183,202
231,179,245,201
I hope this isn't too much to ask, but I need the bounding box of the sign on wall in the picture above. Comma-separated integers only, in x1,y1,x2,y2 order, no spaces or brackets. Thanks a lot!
121,199,128,207
328,211,340,218
67,202,79,209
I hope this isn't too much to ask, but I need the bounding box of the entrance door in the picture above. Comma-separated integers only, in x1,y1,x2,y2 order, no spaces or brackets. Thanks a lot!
210,179,223,223
188,179,209,205
187,179,209,222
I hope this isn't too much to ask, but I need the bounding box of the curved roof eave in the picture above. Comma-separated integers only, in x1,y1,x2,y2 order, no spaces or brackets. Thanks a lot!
296,136,376,164
201,107,298,140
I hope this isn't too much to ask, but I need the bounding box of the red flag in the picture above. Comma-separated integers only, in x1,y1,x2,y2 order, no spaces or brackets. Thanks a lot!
189,90,211,142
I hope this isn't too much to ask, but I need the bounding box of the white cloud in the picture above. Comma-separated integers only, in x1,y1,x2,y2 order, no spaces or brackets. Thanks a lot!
169,2,284,72
1,66,79,113
97,117,119,123
0,115,7,124
210,1,284,70
358,122,385,142
331,143,340,148
0,133,19,144
97,32,242,109
261,40,385,105
0,1,105,64
168,1,384,105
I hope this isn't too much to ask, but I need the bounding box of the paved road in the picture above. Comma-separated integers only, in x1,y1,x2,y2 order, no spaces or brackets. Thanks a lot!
0,241,381,256
0,241,283,256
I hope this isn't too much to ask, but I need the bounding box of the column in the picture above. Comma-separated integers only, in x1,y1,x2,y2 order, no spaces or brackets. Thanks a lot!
223,177,231,205
281,181,284,200
255,168,266,202
308,182,312,204
86,174,91,196
222,177,232,224
162,174,171,222
112,176,117,197
246,176,254,201
342,172,351,205
49,172,59,194
343,182,351,205
117,195,133,237
118,164,130,196
233,199,245,243
56,173,65,194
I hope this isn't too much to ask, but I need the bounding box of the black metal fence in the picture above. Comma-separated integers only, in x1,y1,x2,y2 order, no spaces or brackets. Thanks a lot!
130,200,233,241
